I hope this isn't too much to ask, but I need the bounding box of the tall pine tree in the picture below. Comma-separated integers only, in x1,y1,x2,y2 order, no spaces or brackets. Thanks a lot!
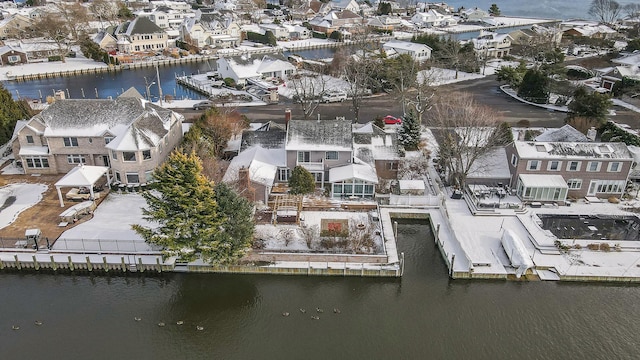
398,110,421,151
212,182,254,263
133,151,227,263
0,84,32,146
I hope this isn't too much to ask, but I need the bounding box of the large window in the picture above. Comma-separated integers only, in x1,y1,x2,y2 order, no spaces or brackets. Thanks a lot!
547,160,561,171
297,151,310,163
111,150,117,160
123,152,136,162
24,156,49,169
527,160,540,171
608,162,622,172
142,150,151,160
596,180,625,194
567,179,582,189
325,151,338,160
567,161,581,171
126,172,140,184
63,137,78,147
66,154,86,164
587,161,601,172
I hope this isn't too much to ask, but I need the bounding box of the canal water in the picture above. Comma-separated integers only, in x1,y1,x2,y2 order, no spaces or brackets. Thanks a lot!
1,220,639,359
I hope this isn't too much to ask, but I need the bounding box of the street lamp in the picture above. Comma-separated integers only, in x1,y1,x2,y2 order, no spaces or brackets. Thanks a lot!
145,80,155,101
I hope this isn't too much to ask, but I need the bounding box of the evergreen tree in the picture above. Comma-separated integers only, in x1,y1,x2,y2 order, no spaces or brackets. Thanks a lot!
265,31,277,46
518,69,549,104
488,4,501,16
133,151,226,263
377,2,392,15
567,86,612,124
289,166,315,194
212,182,254,263
492,122,514,146
0,85,32,146
398,110,421,151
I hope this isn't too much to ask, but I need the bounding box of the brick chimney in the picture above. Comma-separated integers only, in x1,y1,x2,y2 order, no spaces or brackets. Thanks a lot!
238,166,255,202
285,108,291,125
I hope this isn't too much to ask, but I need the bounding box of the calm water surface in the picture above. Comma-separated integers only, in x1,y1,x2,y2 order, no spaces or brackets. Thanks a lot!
1,220,640,359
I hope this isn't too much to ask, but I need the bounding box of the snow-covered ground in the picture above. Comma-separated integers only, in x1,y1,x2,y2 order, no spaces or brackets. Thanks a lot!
55,193,155,252
0,183,48,230
0,57,108,81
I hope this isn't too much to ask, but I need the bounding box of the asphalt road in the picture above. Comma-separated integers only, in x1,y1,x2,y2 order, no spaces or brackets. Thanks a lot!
177,75,640,128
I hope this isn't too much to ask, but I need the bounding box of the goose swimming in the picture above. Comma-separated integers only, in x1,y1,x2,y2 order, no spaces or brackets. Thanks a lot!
196,326,204,331
176,321,184,325
157,322,166,327
34,321,43,326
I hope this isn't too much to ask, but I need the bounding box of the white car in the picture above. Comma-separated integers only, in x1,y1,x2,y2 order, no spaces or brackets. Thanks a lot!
322,91,347,103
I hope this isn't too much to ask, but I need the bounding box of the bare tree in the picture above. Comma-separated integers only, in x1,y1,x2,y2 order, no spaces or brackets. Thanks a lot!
589,0,622,24
430,92,508,189
29,13,73,62
289,67,327,120
89,0,121,28
53,2,90,42
623,3,640,18
343,56,379,122
408,69,437,124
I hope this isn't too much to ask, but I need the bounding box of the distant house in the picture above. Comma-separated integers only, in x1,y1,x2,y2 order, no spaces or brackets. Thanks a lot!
460,8,489,22
329,0,360,13
308,9,362,35
2,39,67,62
180,10,240,50
383,40,432,62
93,30,118,53
113,16,169,53
534,125,589,143
0,44,27,65
509,25,563,46
258,23,290,40
367,15,402,31
471,31,512,58
411,9,457,28
561,21,617,39
0,13,31,40
216,54,295,86
12,89,184,185
506,141,634,202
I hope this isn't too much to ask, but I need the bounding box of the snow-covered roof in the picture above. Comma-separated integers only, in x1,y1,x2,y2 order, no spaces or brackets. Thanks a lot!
399,179,425,190
18,146,48,156
55,165,109,187
518,174,568,188
383,40,432,52
467,147,511,180
222,145,285,187
534,125,588,142
286,119,352,151
329,163,378,183
513,141,633,160
353,122,399,162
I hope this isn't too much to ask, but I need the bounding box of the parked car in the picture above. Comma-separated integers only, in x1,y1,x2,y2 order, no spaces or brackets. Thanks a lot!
210,80,225,88
193,100,214,110
322,91,347,103
384,115,402,125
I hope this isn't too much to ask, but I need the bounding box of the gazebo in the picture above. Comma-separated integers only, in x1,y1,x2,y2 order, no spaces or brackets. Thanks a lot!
55,165,111,207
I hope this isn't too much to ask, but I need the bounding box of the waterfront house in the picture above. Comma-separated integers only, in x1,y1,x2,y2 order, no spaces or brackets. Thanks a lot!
179,10,240,50
223,122,287,203
113,16,169,54
410,9,457,28
93,30,118,53
216,54,295,86
329,0,360,13
352,122,400,181
0,13,31,40
2,39,67,62
459,8,489,22
471,31,512,58
505,141,634,202
561,21,617,40
382,40,432,62
509,24,563,47
308,9,362,35
11,89,184,185
0,44,27,65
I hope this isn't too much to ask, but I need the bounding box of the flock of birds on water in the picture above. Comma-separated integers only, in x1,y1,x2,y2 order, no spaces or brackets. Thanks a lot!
10,318,204,331
281,307,341,320
10,309,341,330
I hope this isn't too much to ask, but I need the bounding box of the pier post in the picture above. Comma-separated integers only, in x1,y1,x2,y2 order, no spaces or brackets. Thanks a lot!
450,255,455,277
138,257,144,272
68,256,74,271
50,255,57,271
103,257,109,272
393,221,398,241
86,256,92,271
121,256,126,271
156,258,162,272
33,255,39,270
15,255,20,270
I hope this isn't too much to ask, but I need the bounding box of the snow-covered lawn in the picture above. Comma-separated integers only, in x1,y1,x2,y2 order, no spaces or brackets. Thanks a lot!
0,57,108,81
0,183,48,230
280,71,351,99
55,193,156,252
